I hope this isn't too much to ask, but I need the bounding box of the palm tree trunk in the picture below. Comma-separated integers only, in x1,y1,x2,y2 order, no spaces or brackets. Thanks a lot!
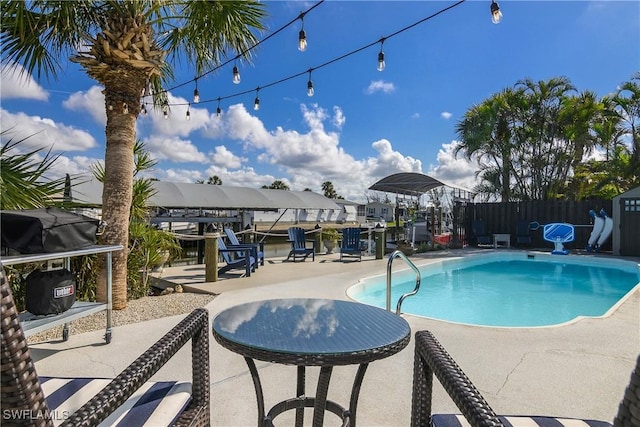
96,86,138,310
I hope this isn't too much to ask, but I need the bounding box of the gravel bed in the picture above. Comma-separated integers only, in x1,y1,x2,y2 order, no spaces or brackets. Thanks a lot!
27,292,216,344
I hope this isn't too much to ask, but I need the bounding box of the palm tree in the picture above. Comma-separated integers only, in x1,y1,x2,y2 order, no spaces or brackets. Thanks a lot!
1,1,266,309
0,132,67,209
455,88,518,201
613,72,640,172
262,180,290,190
207,175,223,185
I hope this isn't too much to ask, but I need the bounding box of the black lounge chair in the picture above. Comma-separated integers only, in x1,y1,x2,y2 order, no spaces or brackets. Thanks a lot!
0,263,210,427
285,227,315,262
223,227,264,268
516,219,532,245
411,329,638,427
217,237,256,277
472,219,492,246
340,227,363,261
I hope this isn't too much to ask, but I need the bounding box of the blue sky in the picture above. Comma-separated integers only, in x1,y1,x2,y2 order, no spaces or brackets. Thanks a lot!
1,1,639,203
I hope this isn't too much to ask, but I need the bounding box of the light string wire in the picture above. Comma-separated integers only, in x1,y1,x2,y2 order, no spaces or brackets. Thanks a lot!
153,0,325,96
162,0,467,110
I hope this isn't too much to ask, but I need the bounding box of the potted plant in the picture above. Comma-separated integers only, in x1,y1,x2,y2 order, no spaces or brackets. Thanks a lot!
321,227,340,254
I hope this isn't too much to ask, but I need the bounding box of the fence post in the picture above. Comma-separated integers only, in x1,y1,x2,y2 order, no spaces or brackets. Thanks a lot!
204,232,219,282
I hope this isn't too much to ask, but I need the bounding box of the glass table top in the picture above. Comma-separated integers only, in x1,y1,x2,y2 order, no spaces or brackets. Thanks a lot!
212,298,410,356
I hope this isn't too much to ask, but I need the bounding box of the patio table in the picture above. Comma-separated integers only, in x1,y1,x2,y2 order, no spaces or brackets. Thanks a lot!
212,298,411,427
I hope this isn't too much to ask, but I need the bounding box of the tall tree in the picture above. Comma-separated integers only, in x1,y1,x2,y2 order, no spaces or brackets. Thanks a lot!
321,181,338,199
207,175,223,185
1,0,266,309
262,180,290,190
613,72,640,180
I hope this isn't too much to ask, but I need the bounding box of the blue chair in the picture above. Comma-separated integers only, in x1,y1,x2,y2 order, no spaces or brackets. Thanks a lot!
224,227,264,267
285,227,315,262
340,227,362,262
218,237,255,276
472,219,491,246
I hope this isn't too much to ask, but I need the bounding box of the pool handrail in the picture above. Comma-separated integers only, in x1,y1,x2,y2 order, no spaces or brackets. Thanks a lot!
387,250,421,315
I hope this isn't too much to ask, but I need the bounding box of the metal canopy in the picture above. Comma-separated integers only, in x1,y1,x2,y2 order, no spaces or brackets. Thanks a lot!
70,176,340,211
368,172,445,196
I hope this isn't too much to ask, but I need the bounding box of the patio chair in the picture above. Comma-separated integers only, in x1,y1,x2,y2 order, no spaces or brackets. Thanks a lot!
0,263,210,427
285,227,315,262
516,219,532,245
223,227,264,268
217,236,256,277
411,329,638,427
340,227,363,262
472,219,492,246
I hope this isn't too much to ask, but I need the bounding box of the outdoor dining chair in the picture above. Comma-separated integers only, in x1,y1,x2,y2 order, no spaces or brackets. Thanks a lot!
285,227,315,262
411,329,638,427
0,263,210,427
339,227,363,261
223,227,264,268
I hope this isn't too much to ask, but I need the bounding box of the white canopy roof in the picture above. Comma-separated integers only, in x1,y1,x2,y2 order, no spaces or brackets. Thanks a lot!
70,176,340,211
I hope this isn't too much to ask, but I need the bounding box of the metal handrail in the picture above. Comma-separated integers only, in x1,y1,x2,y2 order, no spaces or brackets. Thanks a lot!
386,250,421,315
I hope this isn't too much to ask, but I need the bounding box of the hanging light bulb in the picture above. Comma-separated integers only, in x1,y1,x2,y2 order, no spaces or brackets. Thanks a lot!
186,105,191,120
162,101,169,119
377,39,386,71
253,89,260,111
232,65,241,84
490,0,502,24
216,98,222,118
377,51,385,72
140,103,147,115
298,29,307,52
298,13,307,52
307,70,314,97
193,79,200,103
122,102,129,114
108,104,114,111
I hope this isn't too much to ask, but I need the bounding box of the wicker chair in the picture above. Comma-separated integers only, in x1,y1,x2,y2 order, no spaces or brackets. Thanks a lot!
0,264,210,427
412,330,639,427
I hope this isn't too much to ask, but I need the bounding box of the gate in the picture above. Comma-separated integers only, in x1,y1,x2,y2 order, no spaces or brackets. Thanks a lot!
620,197,640,256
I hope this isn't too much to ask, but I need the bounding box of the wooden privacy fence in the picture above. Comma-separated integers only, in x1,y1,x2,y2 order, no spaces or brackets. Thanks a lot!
463,199,613,251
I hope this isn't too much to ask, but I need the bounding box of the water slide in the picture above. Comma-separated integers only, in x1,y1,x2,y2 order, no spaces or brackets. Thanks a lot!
596,209,613,250
586,209,605,252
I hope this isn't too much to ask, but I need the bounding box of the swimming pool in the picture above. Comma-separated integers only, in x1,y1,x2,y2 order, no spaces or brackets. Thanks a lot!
347,252,640,327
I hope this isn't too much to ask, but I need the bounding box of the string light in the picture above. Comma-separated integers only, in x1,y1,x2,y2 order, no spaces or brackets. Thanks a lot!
232,64,241,84
122,102,129,114
153,0,471,118
307,70,314,97
298,13,307,52
140,103,147,115
186,104,191,120
193,78,200,103
490,0,502,24
377,39,386,71
253,88,260,111
162,101,169,119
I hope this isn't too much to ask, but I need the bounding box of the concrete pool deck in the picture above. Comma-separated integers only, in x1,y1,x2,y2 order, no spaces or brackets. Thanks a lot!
30,249,639,425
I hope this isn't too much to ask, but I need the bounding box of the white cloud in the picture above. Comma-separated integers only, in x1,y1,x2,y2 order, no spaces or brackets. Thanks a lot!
0,108,97,152
209,145,246,169
332,106,346,129
411,113,420,119
63,86,107,125
0,63,48,101
427,141,478,191
441,111,452,120
144,135,207,163
365,80,396,94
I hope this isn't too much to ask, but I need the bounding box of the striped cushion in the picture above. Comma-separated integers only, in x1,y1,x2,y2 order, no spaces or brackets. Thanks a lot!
40,377,191,426
431,414,613,427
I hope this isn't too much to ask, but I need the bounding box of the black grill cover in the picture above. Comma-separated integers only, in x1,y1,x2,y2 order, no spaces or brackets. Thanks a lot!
1,208,99,254
25,268,76,315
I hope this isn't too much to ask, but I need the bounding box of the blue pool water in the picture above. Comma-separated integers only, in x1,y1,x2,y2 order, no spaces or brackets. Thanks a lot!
348,253,640,327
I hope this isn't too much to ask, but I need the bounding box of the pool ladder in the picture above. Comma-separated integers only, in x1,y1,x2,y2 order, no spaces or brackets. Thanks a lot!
386,250,421,315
